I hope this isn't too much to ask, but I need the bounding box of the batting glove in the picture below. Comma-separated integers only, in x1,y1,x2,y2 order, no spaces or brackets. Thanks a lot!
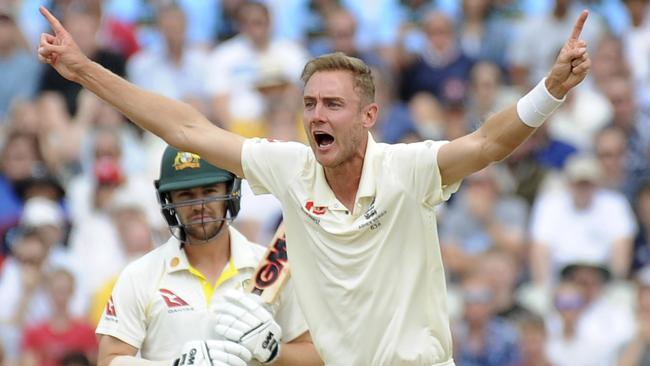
213,290,282,364
174,340,252,366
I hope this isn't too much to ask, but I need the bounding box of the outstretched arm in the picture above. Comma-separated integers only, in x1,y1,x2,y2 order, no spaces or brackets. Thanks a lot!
36,6,245,177
438,10,591,185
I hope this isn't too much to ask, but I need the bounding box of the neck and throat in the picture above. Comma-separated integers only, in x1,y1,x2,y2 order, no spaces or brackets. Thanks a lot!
323,137,368,212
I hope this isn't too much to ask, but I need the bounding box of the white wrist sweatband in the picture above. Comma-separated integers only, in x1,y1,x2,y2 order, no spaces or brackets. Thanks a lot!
516,77,565,128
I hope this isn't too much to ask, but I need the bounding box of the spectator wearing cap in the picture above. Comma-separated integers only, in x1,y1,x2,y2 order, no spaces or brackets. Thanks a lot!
618,266,650,366
529,154,637,289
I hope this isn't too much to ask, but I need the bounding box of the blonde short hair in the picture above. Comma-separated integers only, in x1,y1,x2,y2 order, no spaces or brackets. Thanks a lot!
301,52,375,106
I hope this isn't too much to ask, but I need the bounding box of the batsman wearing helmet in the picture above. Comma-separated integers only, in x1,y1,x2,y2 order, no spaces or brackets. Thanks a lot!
95,146,321,366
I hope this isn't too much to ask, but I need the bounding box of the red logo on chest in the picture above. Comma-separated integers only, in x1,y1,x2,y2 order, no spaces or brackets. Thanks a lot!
305,200,326,215
159,289,190,308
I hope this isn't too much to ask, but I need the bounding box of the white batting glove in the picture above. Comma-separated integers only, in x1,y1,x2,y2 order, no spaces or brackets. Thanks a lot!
173,340,252,366
213,290,282,364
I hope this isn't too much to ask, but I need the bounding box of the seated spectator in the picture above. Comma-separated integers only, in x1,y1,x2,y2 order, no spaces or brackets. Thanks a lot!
0,10,40,123
206,1,308,137
441,165,527,279
453,272,521,366
618,267,650,366
0,229,51,364
529,154,636,287
20,268,98,366
514,313,553,366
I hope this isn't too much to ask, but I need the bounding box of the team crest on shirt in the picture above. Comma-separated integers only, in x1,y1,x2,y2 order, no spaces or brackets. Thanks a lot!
159,289,194,313
304,200,326,216
173,152,201,170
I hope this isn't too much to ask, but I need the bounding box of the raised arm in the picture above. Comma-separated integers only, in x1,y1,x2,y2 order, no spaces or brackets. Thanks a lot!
438,10,591,185
36,6,245,177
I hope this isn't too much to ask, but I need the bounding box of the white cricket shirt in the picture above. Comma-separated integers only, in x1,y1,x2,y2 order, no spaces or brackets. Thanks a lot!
241,134,460,366
96,226,307,365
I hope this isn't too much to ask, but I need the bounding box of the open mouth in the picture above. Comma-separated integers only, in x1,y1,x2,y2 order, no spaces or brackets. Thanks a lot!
313,131,335,148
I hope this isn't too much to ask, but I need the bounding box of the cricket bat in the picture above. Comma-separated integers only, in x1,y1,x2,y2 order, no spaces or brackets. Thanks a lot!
247,222,290,304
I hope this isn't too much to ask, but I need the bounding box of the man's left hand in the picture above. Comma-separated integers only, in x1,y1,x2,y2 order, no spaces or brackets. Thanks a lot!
545,10,592,98
213,290,282,364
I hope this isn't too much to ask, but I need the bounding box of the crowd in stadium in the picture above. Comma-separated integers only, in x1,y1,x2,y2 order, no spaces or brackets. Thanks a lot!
1,0,650,365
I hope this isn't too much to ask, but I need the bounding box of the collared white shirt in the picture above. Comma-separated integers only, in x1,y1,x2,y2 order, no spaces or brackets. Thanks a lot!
242,134,460,366
96,226,307,364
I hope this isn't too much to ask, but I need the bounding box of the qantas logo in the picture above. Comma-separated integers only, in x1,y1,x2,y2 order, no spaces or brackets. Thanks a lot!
105,296,116,317
159,289,190,308
305,200,326,216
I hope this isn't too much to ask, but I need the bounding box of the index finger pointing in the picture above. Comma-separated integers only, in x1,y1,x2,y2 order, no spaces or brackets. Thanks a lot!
39,6,65,35
570,10,589,40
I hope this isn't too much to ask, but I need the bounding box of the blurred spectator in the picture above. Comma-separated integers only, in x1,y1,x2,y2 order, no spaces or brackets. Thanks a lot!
458,0,513,70
632,182,650,275
618,267,650,366
19,268,98,366
476,249,530,322
465,61,519,130
441,165,527,279
372,67,418,144
588,35,630,95
206,0,308,137
602,76,650,191
309,7,385,70
0,229,50,364
127,3,210,113
5,100,41,136
552,262,635,365
87,186,156,325
530,154,636,287
0,132,43,228
399,10,475,105
0,10,40,123
621,0,650,87
545,280,606,366
507,0,605,89
514,313,553,366
38,3,125,116
453,273,521,366
594,126,635,198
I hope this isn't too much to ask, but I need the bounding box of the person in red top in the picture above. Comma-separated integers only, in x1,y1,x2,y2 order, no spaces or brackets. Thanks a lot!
20,268,97,366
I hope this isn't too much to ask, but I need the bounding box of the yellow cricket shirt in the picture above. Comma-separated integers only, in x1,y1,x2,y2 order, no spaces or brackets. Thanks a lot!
96,226,307,364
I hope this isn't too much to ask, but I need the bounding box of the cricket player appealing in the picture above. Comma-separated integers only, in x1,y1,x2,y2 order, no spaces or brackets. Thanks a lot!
38,6,591,365
95,145,322,366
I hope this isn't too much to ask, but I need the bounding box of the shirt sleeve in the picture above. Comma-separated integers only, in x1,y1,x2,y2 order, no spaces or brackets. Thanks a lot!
390,140,462,207
95,264,149,349
241,138,310,197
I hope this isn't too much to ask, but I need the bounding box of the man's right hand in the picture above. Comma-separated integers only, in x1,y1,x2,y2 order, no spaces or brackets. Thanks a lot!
37,6,90,82
174,340,252,366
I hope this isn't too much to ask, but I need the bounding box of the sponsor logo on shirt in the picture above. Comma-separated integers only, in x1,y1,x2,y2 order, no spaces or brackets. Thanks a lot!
104,296,118,322
159,289,194,313
305,200,326,215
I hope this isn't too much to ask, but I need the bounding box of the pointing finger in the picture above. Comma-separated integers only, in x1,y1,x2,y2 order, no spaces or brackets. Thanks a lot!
570,10,589,40
39,6,66,35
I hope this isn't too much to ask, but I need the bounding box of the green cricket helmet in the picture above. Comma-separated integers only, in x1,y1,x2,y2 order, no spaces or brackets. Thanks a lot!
154,145,241,243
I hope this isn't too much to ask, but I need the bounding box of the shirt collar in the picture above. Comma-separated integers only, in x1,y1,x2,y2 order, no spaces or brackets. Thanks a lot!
164,226,259,274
